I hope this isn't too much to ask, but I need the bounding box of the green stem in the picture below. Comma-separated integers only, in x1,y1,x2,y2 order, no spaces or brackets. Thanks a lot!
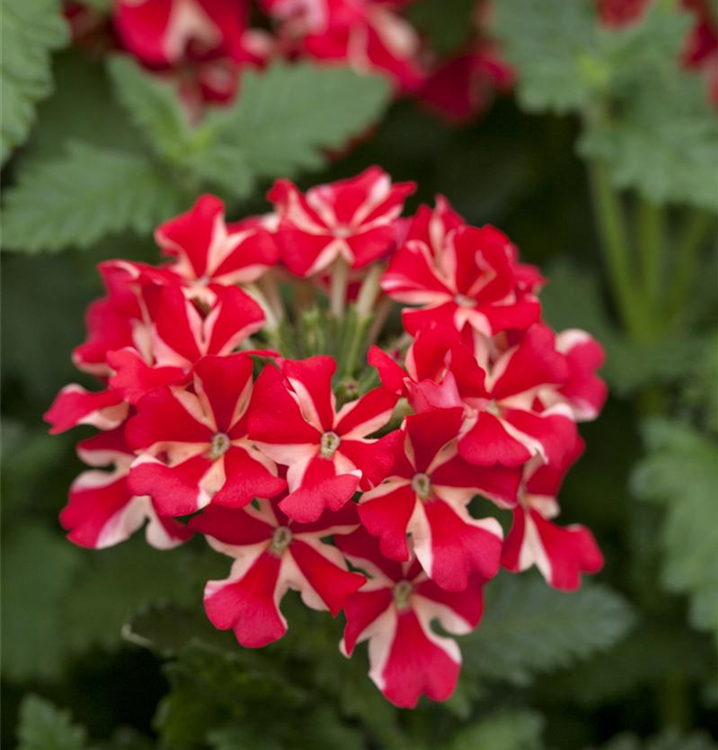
587,160,648,341
637,198,664,333
329,258,350,318
665,210,716,327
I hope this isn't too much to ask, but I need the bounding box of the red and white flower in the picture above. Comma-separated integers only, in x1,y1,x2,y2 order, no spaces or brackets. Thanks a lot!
45,385,128,435
268,167,415,276
114,0,249,67
501,438,604,591
456,324,578,469
190,500,365,647
368,323,486,413
337,527,485,708
358,408,518,591
381,201,541,337
108,282,265,404
60,426,193,549
127,353,286,516
154,194,279,293
249,355,399,522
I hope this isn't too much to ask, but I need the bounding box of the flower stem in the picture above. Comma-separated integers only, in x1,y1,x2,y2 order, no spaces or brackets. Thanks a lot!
329,258,350,318
636,198,664,333
587,160,649,342
665,209,716,328
244,282,280,332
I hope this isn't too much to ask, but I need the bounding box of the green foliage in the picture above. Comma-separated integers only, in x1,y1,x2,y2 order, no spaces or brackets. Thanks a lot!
62,539,226,653
540,262,713,396
462,573,635,686
588,730,718,750
109,58,391,200
441,710,544,750
2,143,188,252
405,0,476,57
632,419,718,642
495,0,717,212
17,696,88,750
578,71,718,212
493,0,599,114
195,62,392,197
542,625,716,707
1,525,81,682
0,0,68,164
107,57,198,165
156,642,364,750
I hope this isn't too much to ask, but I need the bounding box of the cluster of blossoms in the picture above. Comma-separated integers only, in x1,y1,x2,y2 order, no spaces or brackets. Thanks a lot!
47,166,607,708
65,0,511,120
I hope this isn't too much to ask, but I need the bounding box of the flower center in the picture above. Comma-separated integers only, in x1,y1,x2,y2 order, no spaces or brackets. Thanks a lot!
208,432,231,460
486,401,501,417
270,526,293,555
333,226,352,238
411,472,432,500
393,580,413,610
454,293,475,308
320,431,341,458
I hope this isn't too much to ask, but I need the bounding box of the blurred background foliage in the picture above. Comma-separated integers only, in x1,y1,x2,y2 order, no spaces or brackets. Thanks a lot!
2,0,718,747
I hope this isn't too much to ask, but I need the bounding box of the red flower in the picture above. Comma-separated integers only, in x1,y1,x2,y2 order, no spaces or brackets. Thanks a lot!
337,528,485,708
154,194,279,292
457,324,577,468
249,355,399,521
358,408,518,591
189,500,365,647
45,385,128,435
267,167,416,276
127,353,286,516
114,0,250,67
60,426,193,549
501,437,604,590
368,323,486,412
108,282,265,404
381,199,541,337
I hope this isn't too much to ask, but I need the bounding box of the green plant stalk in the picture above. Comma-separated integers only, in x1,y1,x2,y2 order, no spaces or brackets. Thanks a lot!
637,198,664,332
665,209,716,327
587,160,650,342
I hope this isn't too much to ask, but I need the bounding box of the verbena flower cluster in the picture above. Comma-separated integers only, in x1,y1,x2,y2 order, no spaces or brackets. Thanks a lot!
66,0,512,119
47,167,608,708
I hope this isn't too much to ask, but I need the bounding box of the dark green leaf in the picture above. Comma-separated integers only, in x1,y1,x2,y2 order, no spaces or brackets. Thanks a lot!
2,142,188,252
17,695,88,750
462,573,635,686
632,419,718,642
0,0,68,163
1,526,81,681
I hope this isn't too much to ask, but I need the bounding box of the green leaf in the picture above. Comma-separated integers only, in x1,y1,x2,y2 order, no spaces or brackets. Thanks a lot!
579,70,718,212
0,0,68,163
589,729,718,750
17,695,88,750
24,51,144,164
632,419,718,642
462,573,635,686
2,142,188,252
195,62,392,198
493,0,599,114
494,0,689,116
442,710,545,750
61,538,226,654
1,525,81,682
107,56,199,165
543,625,716,707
